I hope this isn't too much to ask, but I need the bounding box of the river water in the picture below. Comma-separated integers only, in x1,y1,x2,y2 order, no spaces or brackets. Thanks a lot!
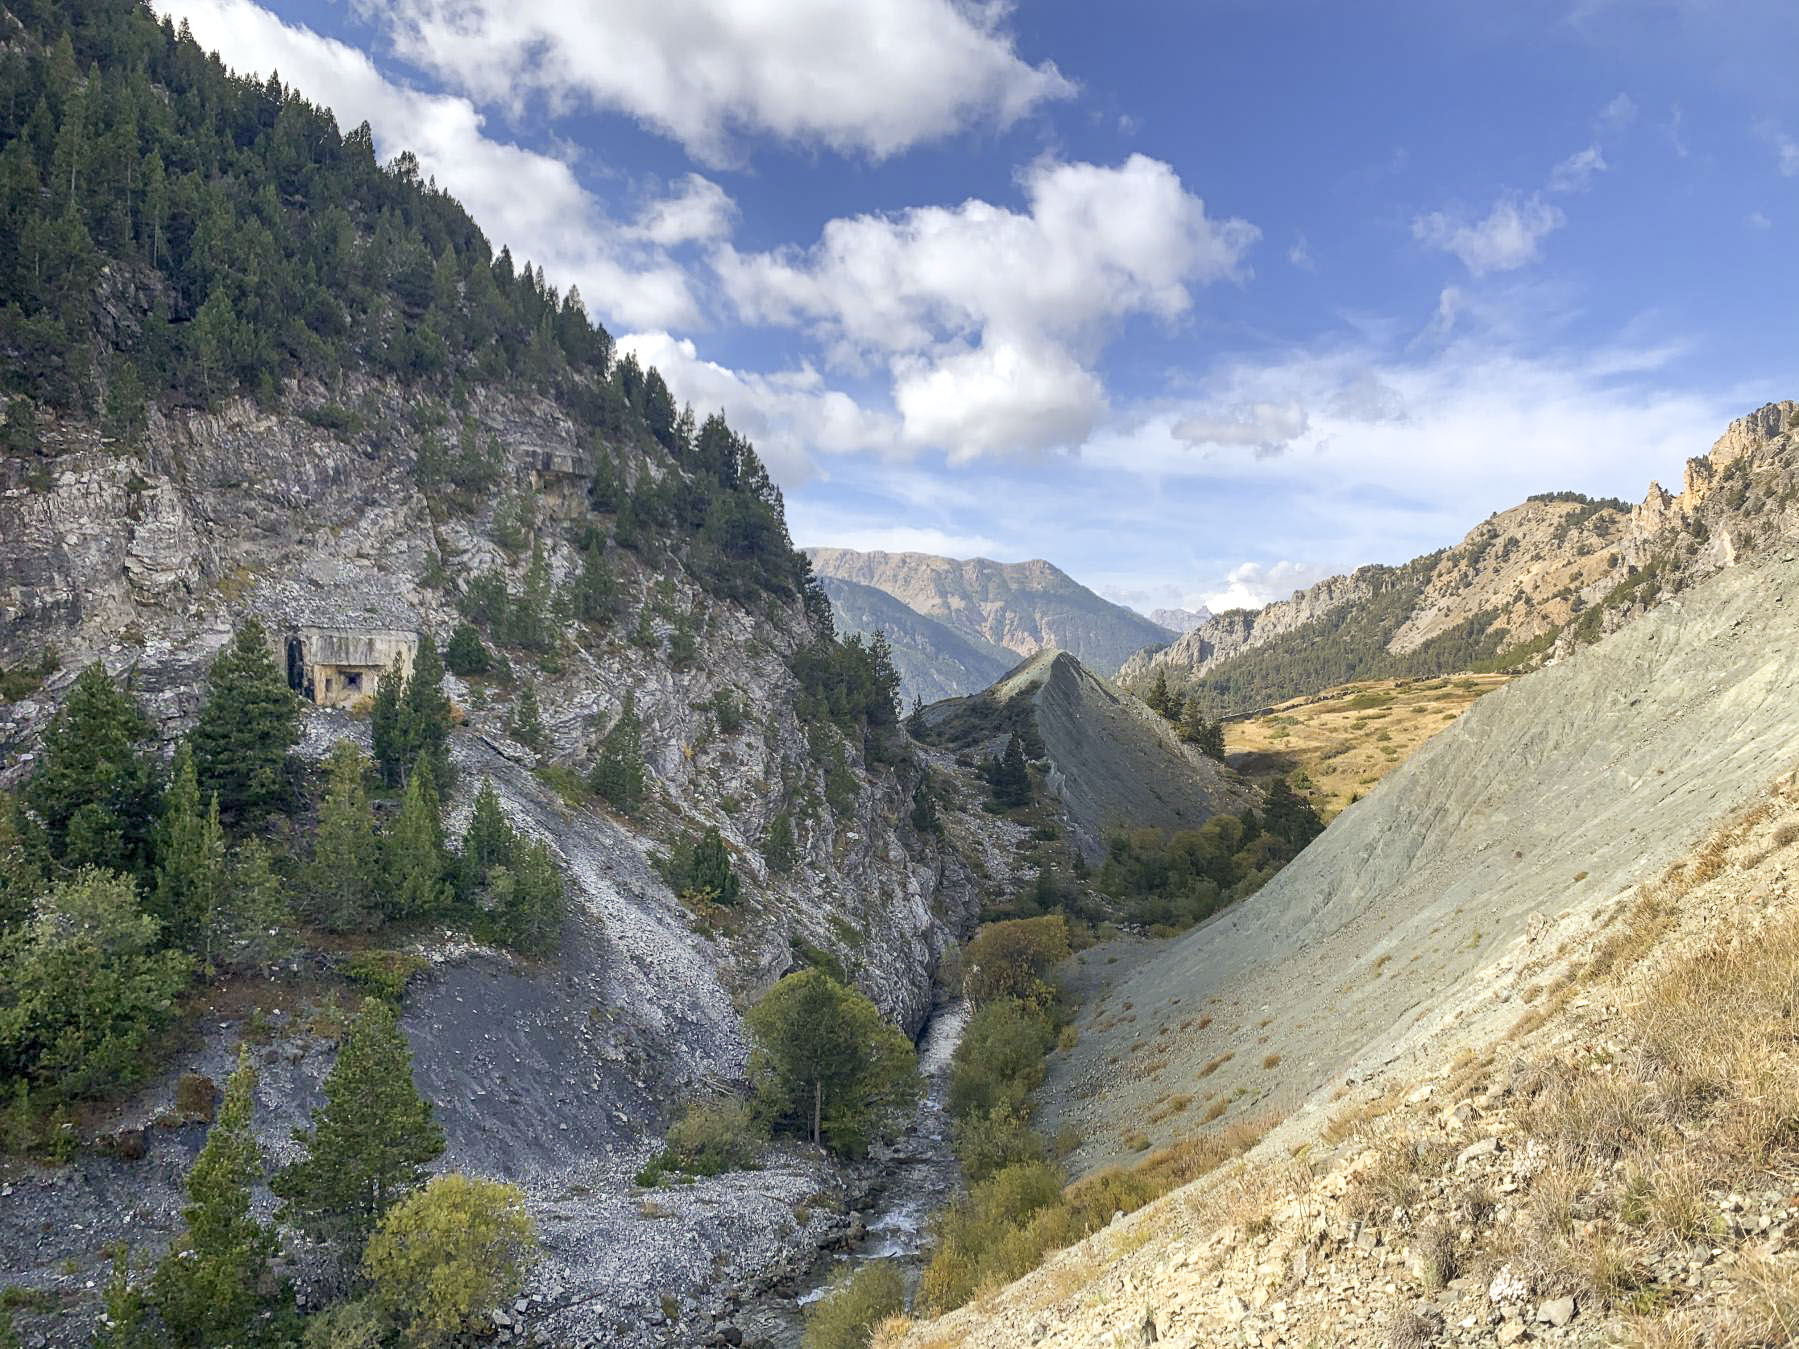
758,999,972,1344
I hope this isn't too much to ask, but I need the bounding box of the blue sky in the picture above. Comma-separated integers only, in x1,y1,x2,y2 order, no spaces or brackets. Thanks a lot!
160,0,1799,614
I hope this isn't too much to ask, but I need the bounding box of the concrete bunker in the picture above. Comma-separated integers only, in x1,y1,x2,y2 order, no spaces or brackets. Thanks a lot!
281,625,417,709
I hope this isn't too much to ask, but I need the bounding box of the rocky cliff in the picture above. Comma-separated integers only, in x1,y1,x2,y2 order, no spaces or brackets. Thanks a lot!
807,548,1174,675
0,378,986,1345
1120,402,1799,713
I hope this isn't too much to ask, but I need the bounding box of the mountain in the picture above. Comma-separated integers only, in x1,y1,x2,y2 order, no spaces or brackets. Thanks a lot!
808,548,1175,675
897,489,1799,1349
1120,402,1799,715
1149,605,1212,632
921,649,1252,864
818,574,1015,704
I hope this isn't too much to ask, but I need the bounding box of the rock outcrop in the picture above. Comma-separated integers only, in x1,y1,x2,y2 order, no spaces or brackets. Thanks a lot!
819,573,1015,704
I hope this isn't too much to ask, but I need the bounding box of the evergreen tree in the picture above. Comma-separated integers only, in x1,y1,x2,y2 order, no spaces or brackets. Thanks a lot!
590,693,645,813
1263,780,1325,854
190,620,299,826
511,542,553,651
308,743,380,932
222,840,296,977
369,656,405,785
910,775,941,835
152,1048,286,1346
571,540,617,623
20,663,162,879
684,827,739,905
509,683,544,749
400,633,452,785
384,760,448,921
762,812,797,875
1177,696,1227,760
487,837,563,956
906,695,927,739
745,970,919,1158
150,744,226,962
443,623,489,676
459,780,514,890
985,733,1032,810
1144,669,1177,721
272,999,444,1254
92,1248,154,1349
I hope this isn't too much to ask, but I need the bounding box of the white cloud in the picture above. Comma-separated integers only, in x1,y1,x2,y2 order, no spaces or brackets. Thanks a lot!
1778,133,1799,177
1748,210,1774,230
631,175,738,248
157,0,705,330
615,331,899,480
360,0,1073,165
1171,402,1309,458
1549,144,1607,192
1201,561,1339,613
1596,93,1637,131
1287,233,1316,270
717,154,1258,459
1412,192,1566,276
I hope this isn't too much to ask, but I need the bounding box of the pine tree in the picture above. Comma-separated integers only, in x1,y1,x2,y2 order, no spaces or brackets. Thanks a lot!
1144,669,1177,721
510,683,544,749
400,633,452,786
369,655,405,785
985,732,1032,809
762,812,797,875
92,1248,153,1349
459,780,515,890
273,998,444,1254
910,775,941,835
191,619,299,826
308,743,380,932
150,744,226,962
572,540,617,623
222,840,295,977
384,760,448,921
489,837,563,956
590,693,645,813
20,663,162,879
443,623,489,676
906,695,927,739
684,827,740,905
152,1048,285,1346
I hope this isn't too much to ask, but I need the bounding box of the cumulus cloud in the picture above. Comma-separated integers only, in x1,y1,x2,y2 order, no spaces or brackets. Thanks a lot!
359,0,1073,164
157,0,707,330
631,174,738,248
1596,93,1637,131
1201,561,1338,612
1412,192,1565,276
1171,402,1309,458
717,154,1258,459
615,331,899,480
1548,145,1607,192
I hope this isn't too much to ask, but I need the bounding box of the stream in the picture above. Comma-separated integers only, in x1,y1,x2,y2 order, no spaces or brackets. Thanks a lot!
756,998,972,1345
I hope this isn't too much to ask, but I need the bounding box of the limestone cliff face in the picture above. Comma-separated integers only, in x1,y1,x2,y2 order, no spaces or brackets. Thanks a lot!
1122,402,1799,704
0,378,981,1036
808,547,1173,675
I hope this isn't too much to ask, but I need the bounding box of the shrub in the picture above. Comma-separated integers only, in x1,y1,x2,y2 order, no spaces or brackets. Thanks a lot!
663,1099,765,1176
364,1173,537,1347
660,827,741,905
962,915,1071,1011
947,1000,1054,1121
801,1260,905,1349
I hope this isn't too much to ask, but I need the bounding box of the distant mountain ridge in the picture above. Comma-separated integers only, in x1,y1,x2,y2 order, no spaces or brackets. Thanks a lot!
807,548,1174,677
818,575,1016,704
1121,402,1799,715
1150,606,1212,633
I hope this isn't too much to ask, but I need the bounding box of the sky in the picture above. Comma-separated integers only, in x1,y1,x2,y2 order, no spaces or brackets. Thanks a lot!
157,0,1799,616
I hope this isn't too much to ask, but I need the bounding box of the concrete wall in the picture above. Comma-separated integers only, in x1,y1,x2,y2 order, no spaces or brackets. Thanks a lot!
279,627,417,708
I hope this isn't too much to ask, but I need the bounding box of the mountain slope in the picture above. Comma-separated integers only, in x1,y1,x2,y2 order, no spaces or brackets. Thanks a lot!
1045,547,1799,1175
819,574,1015,704
808,548,1174,674
1121,402,1799,714
923,650,1253,863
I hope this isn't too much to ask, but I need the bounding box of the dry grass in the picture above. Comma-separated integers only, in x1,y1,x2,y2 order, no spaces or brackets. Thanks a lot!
1261,1053,1282,1070
1196,1051,1234,1079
